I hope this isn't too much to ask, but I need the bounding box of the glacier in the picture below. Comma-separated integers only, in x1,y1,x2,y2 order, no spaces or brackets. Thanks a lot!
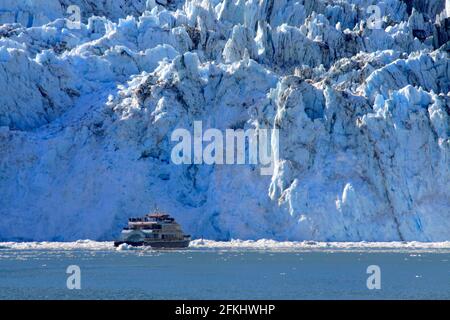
0,0,448,242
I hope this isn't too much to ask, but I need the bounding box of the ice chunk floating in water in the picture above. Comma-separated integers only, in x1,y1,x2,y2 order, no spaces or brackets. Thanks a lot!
2,240,450,252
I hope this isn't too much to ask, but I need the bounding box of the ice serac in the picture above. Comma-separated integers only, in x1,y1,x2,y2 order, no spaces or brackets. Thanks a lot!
0,0,448,241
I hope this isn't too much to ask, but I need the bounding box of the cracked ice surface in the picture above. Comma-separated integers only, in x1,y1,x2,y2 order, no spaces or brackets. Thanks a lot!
0,0,449,241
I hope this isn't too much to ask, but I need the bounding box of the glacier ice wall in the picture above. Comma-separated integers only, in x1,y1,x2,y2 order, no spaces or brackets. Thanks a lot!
0,0,449,241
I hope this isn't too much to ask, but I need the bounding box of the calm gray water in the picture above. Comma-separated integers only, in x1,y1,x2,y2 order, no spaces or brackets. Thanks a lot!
0,248,449,299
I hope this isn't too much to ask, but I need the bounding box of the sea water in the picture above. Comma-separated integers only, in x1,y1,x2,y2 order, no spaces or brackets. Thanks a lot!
0,240,449,299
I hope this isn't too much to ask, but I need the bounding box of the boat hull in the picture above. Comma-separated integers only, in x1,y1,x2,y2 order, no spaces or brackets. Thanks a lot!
114,239,190,248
